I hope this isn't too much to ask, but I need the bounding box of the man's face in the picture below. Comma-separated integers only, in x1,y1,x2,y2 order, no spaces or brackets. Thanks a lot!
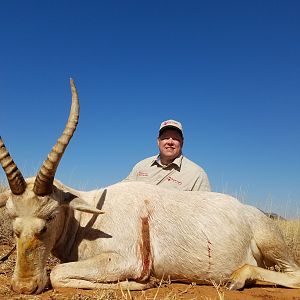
157,128,183,164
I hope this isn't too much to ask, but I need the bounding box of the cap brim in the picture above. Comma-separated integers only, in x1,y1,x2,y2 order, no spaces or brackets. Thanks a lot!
159,126,183,136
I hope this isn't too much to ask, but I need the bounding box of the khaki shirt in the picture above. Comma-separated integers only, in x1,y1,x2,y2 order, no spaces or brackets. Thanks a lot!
124,155,211,191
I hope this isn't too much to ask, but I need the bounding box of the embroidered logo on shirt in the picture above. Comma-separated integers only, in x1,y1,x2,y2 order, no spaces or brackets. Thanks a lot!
138,171,148,177
167,176,182,185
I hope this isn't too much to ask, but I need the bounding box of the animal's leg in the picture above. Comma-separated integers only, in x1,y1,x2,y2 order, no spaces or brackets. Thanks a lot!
227,264,300,290
252,217,300,273
228,224,300,290
50,252,153,290
243,216,300,289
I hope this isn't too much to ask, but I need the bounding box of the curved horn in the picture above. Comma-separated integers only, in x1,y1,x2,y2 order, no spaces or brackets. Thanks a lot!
33,79,80,196
0,137,27,195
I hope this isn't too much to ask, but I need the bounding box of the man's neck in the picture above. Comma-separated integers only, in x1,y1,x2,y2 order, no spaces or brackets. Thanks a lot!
159,154,181,166
160,157,173,166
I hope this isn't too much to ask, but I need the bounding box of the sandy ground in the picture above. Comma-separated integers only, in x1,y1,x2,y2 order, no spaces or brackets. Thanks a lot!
36,285,300,300
1,278,300,300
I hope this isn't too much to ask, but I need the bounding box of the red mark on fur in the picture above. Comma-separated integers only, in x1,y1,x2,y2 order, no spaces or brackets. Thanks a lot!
207,239,213,272
138,217,151,281
207,240,212,258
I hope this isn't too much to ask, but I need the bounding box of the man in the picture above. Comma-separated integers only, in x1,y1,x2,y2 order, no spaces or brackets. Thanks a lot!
124,119,211,191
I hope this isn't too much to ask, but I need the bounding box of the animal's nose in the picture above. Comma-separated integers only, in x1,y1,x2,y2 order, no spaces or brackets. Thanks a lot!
11,273,49,295
12,279,39,294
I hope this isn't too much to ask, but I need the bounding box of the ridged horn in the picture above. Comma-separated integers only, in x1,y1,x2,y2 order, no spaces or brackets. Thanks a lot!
33,79,80,196
0,137,27,195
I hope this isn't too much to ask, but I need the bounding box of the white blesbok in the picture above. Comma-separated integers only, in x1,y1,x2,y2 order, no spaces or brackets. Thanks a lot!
0,80,300,294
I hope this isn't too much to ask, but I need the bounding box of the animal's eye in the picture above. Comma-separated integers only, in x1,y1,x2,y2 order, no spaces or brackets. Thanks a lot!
39,226,47,235
14,230,20,238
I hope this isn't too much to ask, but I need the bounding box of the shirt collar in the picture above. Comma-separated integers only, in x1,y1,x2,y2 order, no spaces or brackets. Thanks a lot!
151,154,183,169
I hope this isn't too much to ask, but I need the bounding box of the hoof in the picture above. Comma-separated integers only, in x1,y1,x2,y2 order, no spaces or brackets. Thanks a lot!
226,279,245,290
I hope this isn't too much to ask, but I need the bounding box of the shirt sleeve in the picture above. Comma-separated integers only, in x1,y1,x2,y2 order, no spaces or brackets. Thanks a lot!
191,172,211,192
123,164,138,182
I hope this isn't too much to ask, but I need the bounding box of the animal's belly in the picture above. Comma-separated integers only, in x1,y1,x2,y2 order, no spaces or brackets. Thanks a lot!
150,232,257,281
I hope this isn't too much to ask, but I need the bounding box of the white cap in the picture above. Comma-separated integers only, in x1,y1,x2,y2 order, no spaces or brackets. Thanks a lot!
159,119,183,137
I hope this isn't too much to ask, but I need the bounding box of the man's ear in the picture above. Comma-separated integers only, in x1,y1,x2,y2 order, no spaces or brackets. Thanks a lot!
66,197,104,214
0,190,10,208
157,137,160,147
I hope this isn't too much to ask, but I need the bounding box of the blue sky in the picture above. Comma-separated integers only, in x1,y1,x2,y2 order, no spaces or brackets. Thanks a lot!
0,1,299,218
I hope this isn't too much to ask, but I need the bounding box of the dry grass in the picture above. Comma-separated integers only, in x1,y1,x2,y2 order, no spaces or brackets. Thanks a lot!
274,219,300,265
0,183,13,247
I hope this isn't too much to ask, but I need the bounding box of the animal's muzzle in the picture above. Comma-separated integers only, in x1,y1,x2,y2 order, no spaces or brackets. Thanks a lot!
11,273,49,294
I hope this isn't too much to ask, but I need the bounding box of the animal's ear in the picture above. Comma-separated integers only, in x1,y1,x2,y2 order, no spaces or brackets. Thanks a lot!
67,197,105,214
0,190,10,208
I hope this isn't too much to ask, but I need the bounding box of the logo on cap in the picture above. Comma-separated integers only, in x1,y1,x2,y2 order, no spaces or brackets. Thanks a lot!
159,119,183,136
